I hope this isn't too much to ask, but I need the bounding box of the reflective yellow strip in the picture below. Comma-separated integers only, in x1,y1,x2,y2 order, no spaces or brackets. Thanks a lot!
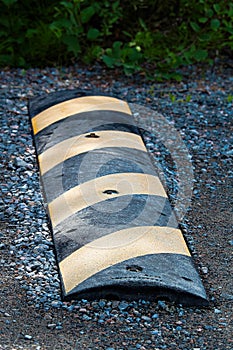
38,130,147,175
48,173,167,228
59,226,191,293
32,96,132,134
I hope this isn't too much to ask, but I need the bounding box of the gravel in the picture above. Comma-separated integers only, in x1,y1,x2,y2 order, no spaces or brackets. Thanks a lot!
0,63,233,349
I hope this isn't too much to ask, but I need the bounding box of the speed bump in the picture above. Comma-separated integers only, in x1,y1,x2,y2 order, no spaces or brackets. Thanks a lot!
29,90,208,306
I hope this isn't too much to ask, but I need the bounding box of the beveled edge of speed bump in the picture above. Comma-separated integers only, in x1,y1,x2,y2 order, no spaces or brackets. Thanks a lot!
65,254,208,306
31,96,131,135
48,173,167,228
59,226,191,294
38,130,147,175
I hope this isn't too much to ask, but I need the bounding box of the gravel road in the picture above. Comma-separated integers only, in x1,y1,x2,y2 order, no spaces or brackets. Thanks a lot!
0,64,232,349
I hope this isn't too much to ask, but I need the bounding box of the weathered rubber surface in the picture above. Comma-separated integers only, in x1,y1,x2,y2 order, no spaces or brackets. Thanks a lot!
29,90,208,306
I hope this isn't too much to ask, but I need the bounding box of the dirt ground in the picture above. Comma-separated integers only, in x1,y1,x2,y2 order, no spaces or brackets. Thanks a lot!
0,65,232,349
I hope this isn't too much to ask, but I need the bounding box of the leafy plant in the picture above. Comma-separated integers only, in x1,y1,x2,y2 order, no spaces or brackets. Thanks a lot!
102,41,142,74
0,0,232,77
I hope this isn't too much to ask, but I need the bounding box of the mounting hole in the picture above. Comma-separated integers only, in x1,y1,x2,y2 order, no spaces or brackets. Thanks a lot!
85,132,100,138
182,276,193,282
103,189,119,195
126,265,143,272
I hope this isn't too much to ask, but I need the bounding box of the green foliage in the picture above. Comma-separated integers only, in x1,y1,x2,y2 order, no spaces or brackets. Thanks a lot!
102,41,142,74
131,0,232,76
0,0,232,77
169,93,192,103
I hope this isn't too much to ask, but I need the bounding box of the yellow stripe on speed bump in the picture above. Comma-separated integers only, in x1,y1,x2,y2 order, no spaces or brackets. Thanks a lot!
59,226,191,294
48,173,167,228
32,96,131,134
38,130,147,175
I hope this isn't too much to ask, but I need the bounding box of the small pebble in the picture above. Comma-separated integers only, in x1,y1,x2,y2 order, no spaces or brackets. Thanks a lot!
201,267,208,274
118,301,129,311
141,315,152,322
214,308,222,314
47,323,57,329
24,335,32,340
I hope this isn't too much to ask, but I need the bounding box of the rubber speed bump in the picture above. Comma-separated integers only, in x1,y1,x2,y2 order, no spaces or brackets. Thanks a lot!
29,90,208,306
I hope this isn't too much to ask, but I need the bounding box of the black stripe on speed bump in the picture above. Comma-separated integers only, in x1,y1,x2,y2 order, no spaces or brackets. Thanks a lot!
38,130,146,175
34,109,140,154
42,147,156,202
48,173,167,228
54,195,177,262
29,91,208,306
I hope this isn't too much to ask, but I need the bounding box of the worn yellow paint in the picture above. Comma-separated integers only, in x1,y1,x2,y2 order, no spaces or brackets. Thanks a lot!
48,173,167,227
32,96,132,134
38,130,147,175
59,226,191,293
